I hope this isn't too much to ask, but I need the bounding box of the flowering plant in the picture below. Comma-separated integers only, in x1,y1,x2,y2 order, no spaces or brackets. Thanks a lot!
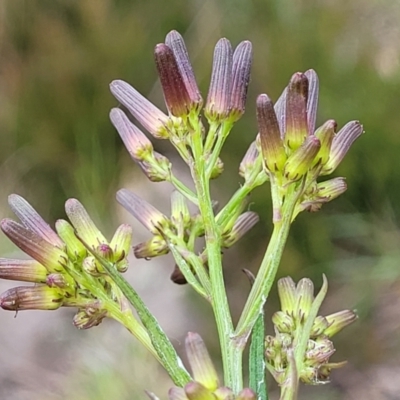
0,30,362,400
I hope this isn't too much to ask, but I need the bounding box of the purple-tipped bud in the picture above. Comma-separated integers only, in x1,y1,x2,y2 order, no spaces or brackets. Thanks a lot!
237,388,257,400
1,219,66,273
134,236,169,259
304,69,319,134
73,305,107,329
185,332,219,391
8,194,65,249
313,120,337,167
284,135,321,181
285,72,309,150
257,94,287,173
239,140,260,180
165,30,202,111
184,382,214,399
65,199,108,251
46,273,68,288
205,38,233,121
0,285,63,311
229,41,253,121
55,219,87,261
324,309,358,337
116,189,170,234
221,211,259,248
316,177,347,201
274,87,287,135
154,43,191,117
110,108,153,162
0,258,47,283
168,386,187,400
82,256,103,276
321,121,363,175
109,80,169,139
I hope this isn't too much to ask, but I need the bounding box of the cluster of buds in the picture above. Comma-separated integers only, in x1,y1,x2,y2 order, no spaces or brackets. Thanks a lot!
238,70,364,221
0,194,132,328
116,189,258,284
265,277,357,385
146,332,256,400
110,30,253,179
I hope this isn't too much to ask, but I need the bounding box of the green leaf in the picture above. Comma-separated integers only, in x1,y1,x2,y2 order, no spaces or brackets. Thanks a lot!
249,311,268,400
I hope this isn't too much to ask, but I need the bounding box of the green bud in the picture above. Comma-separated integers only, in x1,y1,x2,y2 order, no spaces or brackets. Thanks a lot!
213,387,234,399
277,276,297,315
209,157,224,179
46,273,68,288
283,135,321,181
313,120,336,167
239,140,260,181
55,219,87,261
73,304,107,329
170,191,191,233
272,310,295,333
295,278,314,323
134,236,169,259
110,224,132,262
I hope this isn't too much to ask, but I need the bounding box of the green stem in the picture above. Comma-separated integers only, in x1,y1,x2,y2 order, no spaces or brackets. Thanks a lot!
89,252,191,387
190,117,242,391
234,186,300,340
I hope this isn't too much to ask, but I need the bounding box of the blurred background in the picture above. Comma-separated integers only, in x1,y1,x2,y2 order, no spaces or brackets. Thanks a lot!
0,0,399,399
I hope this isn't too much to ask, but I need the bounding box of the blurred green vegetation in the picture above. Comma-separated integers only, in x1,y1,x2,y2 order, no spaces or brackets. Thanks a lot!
1,0,400,399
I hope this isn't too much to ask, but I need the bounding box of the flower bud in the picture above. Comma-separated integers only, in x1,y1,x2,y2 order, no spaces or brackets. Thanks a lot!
313,119,337,167
55,219,87,261
277,277,297,315
133,236,169,259
155,43,191,117
110,80,169,139
8,194,65,249
295,278,314,322
283,135,321,181
1,219,66,273
324,309,357,337
116,189,170,234
239,140,260,181
110,224,132,262
168,387,187,400
237,388,257,400
285,72,309,150
73,305,107,329
272,310,295,333
0,285,63,311
46,273,68,288
229,41,252,121
0,258,47,283
65,199,108,251
170,264,187,285
136,151,171,183
110,108,154,161
221,211,259,248
205,38,233,121
321,121,363,175
209,157,224,179
213,387,234,399
184,382,215,400
257,94,287,173
165,30,202,112
304,69,319,134
185,332,219,391
170,191,191,230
